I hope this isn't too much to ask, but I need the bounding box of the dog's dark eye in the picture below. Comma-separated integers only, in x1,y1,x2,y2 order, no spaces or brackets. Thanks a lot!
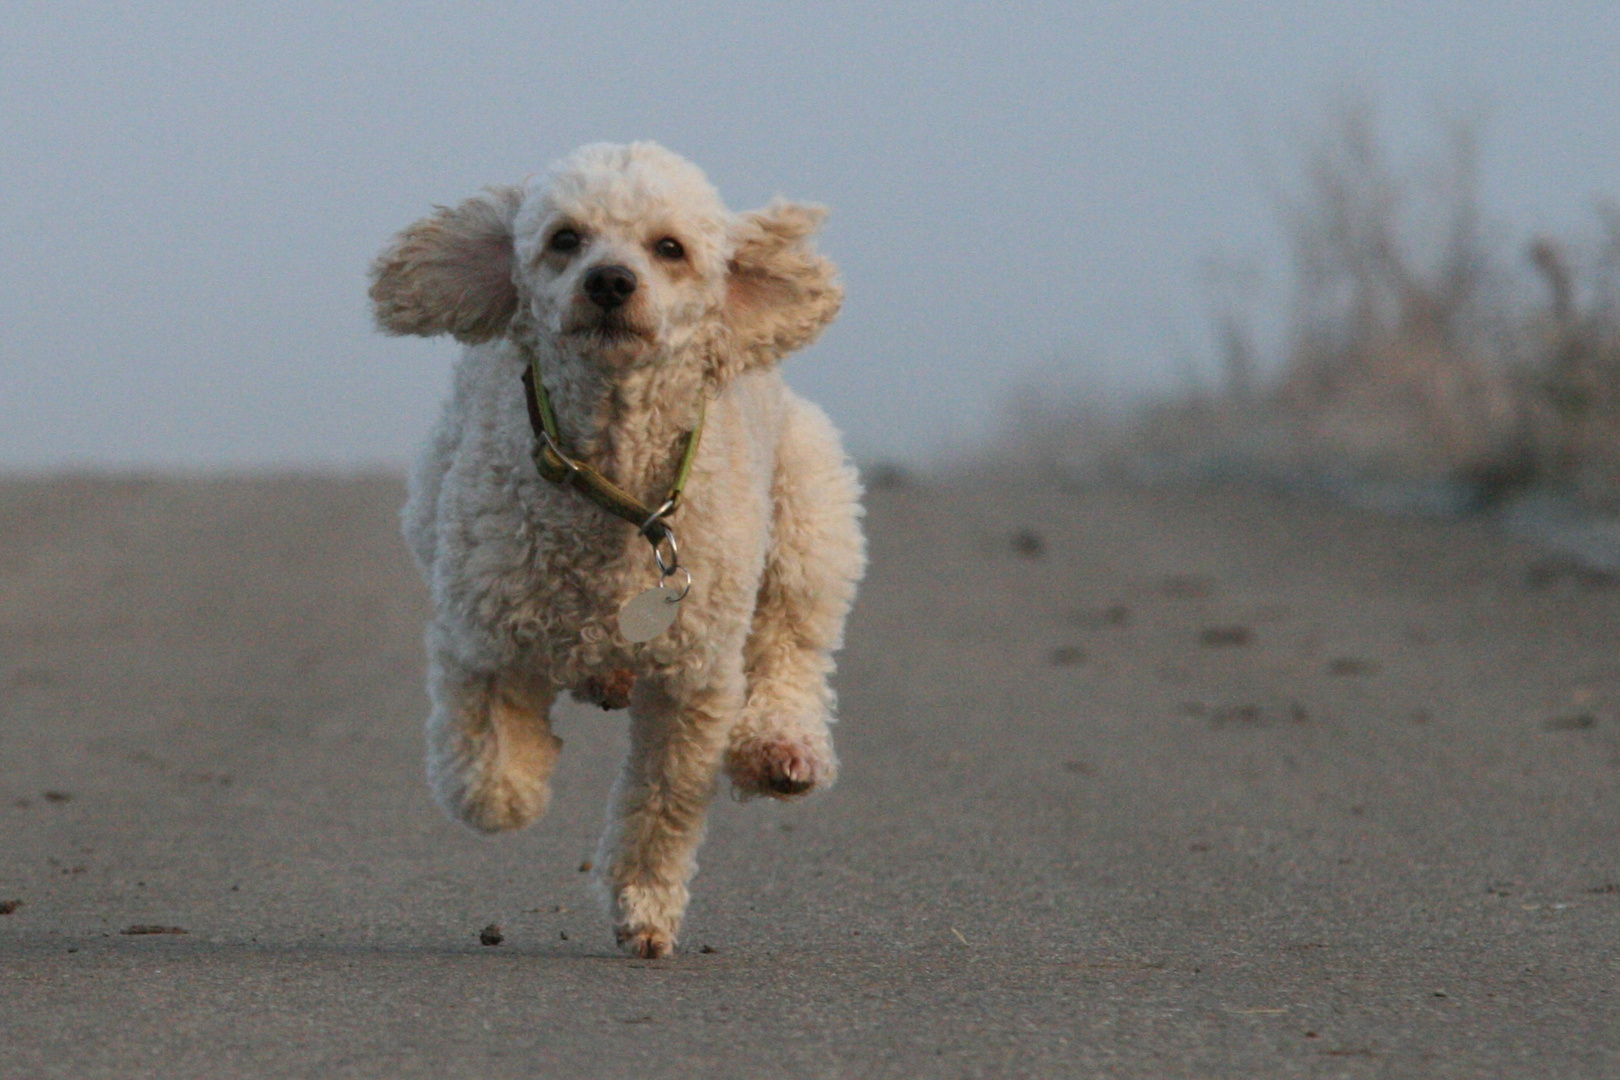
654,237,685,261
549,228,582,253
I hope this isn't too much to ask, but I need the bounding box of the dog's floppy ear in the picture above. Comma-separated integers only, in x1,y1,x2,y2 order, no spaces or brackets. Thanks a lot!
369,186,524,344
722,199,842,374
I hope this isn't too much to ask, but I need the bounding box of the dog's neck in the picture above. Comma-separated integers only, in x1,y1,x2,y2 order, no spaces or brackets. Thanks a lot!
519,336,709,505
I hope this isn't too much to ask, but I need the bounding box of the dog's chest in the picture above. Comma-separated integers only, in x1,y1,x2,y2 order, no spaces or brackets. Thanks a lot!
496,492,669,669
515,498,646,615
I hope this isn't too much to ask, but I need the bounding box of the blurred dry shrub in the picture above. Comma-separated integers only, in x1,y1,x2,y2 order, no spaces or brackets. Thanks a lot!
1015,105,1620,513
1521,207,1620,509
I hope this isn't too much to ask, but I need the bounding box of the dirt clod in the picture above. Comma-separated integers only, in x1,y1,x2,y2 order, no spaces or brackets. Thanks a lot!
1525,558,1619,590
1162,575,1213,599
1010,529,1044,558
1545,713,1597,731
0,900,20,915
479,923,503,946
1211,704,1263,725
1200,626,1252,647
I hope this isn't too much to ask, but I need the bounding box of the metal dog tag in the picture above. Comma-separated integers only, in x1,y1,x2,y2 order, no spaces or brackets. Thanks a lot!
619,586,680,643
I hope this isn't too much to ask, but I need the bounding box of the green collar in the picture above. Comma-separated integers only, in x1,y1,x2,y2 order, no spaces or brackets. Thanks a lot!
520,347,705,546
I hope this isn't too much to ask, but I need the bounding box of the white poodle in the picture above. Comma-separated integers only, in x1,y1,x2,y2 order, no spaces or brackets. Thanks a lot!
369,142,865,957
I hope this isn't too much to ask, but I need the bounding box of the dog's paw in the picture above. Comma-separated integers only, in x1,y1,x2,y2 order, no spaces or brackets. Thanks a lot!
435,772,552,833
726,734,834,799
426,729,560,834
425,692,563,833
615,923,676,959
607,880,686,958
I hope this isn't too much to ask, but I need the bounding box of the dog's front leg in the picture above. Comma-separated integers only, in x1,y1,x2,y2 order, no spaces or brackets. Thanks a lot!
596,666,740,958
425,626,562,833
727,396,865,798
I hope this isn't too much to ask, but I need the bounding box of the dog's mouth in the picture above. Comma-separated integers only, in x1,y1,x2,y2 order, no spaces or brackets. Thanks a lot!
562,309,656,347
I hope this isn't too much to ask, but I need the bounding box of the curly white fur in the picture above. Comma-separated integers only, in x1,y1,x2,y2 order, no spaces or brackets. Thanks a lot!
371,143,865,958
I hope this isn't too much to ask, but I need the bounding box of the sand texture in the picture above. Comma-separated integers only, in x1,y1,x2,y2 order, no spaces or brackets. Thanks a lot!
2,473,1618,1078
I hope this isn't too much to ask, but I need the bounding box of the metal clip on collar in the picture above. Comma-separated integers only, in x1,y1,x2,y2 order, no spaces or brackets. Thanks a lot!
643,508,691,601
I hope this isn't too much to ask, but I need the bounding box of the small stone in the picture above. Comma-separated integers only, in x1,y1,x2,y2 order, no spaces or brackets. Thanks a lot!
479,923,503,947
1212,704,1263,725
1048,646,1085,666
1545,713,1597,731
1010,529,1044,558
1161,575,1213,599
1199,626,1252,647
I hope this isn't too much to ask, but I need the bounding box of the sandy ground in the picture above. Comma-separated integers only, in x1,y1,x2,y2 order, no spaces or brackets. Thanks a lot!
1,472,1618,1079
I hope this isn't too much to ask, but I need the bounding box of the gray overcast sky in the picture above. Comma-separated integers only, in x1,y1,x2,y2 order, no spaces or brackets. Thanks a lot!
3,2,1618,469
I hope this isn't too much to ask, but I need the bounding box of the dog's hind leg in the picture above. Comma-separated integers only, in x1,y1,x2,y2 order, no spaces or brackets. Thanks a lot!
726,395,866,799
425,629,561,833
597,670,739,958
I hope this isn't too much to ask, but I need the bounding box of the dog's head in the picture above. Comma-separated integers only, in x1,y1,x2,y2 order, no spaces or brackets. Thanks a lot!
369,142,841,380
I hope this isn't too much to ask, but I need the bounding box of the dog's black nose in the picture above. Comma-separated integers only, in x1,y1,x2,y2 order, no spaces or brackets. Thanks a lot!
583,265,638,309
